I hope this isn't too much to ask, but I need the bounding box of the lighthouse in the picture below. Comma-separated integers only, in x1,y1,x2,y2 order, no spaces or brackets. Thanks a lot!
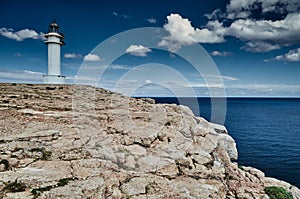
44,20,65,84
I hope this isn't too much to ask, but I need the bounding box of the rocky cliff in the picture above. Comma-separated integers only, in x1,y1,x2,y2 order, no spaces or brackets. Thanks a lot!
0,83,299,199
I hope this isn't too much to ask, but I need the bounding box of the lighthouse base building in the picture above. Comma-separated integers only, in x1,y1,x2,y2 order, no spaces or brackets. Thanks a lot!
43,21,66,84
43,75,65,84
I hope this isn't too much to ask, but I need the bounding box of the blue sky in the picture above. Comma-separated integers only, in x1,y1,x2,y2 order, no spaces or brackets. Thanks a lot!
1,0,300,97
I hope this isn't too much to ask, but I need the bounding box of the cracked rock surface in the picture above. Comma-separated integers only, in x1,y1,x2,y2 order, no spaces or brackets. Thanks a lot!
0,83,299,199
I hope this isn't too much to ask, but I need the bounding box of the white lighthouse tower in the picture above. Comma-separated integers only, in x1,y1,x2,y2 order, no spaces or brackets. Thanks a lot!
44,20,65,84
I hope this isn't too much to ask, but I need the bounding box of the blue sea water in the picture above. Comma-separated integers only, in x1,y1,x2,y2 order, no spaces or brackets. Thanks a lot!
151,97,300,188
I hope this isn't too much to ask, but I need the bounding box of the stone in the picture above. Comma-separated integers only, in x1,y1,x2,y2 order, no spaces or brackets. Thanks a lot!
243,166,265,179
125,144,147,156
218,134,238,160
4,191,32,199
121,177,147,196
0,83,299,199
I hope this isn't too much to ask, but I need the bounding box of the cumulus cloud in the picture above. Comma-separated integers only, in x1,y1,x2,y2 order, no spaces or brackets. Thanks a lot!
64,53,82,59
147,17,157,24
83,53,101,61
226,0,300,19
225,13,300,46
275,48,300,62
159,14,225,52
200,0,300,52
241,41,281,52
125,45,152,57
211,51,233,56
0,27,44,41
159,12,300,53
226,0,257,19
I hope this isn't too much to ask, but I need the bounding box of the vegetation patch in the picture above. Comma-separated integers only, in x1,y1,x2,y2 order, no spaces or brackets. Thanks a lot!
264,186,293,199
0,159,10,171
0,179,26,197
238,165,244,171
57,178,74,187
30,148,52,160
31,177,76,198
31,185,53,198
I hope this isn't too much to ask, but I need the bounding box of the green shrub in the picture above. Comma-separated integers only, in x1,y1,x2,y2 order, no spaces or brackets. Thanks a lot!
30,148,52,160
4,180,26,192
238,165,244,171
264,186,293,199
57,178,73,187
31,177,75,198
31,185,53,198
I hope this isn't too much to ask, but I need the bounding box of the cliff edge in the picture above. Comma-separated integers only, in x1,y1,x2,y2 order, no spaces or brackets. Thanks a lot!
0,83,299,199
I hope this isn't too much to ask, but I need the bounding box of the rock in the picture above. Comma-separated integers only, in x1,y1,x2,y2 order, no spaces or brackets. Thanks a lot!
0,83,299,199
19,158,35,167
8,158,19,167
18,109,43,115
4,191,32,199
125,144,147,156
121,177,147,196
218,134,238,161
40,176,105,198
0,163,6,171
243,166,265,179
210,122,228,134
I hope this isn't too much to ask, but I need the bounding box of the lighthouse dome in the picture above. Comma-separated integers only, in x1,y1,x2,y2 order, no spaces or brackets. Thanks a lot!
48,20,60,33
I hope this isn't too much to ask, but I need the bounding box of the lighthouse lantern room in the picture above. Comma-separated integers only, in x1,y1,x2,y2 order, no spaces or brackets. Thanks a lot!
44,20,65,84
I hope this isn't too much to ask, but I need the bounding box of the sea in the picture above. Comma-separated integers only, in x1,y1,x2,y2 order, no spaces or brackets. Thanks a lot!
150,97,300,188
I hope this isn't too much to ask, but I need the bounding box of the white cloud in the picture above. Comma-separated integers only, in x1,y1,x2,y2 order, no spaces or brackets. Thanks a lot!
226,83,300,96
0,69,44,83
204,9,224,20
225,13,300,46
145,79,152,84
0,27,45,41
158,11,300,53
109,64,131,70
83,53,101,61
158,14,225,52
201,1,300,52
226,0,256,19
187,83,224,89
241,41,281,52
112,12,131,19
226,0,300,19
205,74,238,81
211,51,233,56
275,48,300,62
64,53,82,59
147,17,157,24
125,45,152,57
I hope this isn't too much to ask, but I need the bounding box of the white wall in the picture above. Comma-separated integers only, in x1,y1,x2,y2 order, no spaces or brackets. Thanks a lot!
47,37,61,75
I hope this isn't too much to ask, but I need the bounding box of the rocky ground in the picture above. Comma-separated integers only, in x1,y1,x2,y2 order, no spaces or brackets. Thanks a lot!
0,83,299,199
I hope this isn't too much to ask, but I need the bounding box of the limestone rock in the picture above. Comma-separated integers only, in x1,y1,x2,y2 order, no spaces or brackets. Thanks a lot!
0,83,299,199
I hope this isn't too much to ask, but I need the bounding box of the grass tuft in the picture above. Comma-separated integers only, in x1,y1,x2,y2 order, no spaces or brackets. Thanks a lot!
3,180,26,192
264,186,293,199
